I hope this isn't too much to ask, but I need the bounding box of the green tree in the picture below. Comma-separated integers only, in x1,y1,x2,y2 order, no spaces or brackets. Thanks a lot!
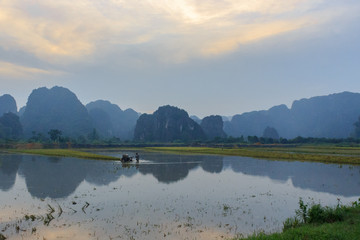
247,135,259,144
30,131,47,142
48,129,62,143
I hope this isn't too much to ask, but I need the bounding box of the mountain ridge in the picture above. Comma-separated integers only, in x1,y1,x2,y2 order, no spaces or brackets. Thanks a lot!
225,91,360,139
2,87,360,141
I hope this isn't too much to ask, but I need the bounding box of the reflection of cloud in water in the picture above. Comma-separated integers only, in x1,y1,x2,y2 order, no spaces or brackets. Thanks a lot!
38,227,91,240
0,154,22,191
0,208,24,222
7,225,93,240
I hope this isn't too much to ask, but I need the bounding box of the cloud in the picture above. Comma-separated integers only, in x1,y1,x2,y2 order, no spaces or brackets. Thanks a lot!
0,1,98,62
0,0,358,66
0,61,64,79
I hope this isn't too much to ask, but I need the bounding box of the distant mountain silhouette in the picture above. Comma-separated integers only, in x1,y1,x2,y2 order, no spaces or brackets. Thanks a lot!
262,126,279,140
87,108,113,138
225,92,360,138
201,115,227,139
221,116,232,122
354,117,360,138
0,112,23,139
18,106,26,116
134,105,206,142
0,94,17,116
3,87,360,140
190,115,201,124
21,86,93,137
86,100,139,140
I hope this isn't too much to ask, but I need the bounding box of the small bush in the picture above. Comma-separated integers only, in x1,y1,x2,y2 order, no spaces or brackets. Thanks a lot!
295,198,308,223
352,198,360,207
284,199,346,231
308,204,345,224
283,217,301,231
308,204,325,223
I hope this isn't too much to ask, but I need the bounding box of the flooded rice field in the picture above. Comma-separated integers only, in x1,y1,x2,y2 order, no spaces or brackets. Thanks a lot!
1,151,360,239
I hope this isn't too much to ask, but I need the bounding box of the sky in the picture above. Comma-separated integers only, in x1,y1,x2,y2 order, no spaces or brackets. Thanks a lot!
0,0,360,118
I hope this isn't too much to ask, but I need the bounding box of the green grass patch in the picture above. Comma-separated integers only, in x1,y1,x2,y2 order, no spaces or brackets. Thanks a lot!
10,149,120,161
236,199,360,240
146,147,360,164
262,145,360,156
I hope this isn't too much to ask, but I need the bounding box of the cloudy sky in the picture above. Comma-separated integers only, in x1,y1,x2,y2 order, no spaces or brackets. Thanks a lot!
1,0,359,117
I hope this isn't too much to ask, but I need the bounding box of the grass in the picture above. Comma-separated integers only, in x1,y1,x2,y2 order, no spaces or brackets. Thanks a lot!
9,149,121,161
145,146,360,164
235,199,360,240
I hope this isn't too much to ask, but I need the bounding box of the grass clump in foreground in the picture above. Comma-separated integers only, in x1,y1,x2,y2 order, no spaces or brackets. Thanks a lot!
11,149,120,161
146,146,360,165
236,198,360,240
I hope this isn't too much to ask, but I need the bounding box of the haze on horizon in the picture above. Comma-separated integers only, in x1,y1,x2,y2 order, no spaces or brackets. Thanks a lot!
1,0,360,118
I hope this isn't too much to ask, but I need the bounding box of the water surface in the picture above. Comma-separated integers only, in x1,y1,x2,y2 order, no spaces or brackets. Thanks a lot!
0,151,359,239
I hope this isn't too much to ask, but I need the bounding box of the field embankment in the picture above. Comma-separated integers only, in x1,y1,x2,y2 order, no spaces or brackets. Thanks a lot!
7,149,121,161
146,146,360,164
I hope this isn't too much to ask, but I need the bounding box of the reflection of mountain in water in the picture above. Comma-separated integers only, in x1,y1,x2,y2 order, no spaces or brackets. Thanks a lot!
200,156,223,173
84,161,137,186
1,152,359,199
0,154,22,191
224,156,360,197
12,155,135,199
18,155,87,199
137,152,223,184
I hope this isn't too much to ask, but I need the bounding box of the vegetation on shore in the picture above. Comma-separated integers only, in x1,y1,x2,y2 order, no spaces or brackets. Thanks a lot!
236,198,360,240
145,146,360,164
5,144,360,164
9,149,121,161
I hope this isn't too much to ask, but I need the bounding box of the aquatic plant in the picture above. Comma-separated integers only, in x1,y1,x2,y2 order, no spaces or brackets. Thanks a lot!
295,198,308,223
58,204,63,217
24,214,37,221
223,204,230,211
47,204,55,214
43,213,54,226
82,202,90,213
